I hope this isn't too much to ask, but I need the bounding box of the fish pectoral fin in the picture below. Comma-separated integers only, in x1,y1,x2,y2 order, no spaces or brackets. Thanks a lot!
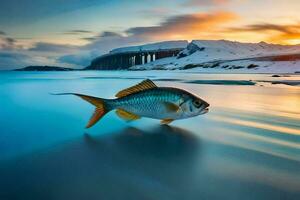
161,118,174,124
163,101,180,113
116,109,141,121
115,79,157,98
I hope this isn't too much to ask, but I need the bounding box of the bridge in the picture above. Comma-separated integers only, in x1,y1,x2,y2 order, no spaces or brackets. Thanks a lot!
86,48,183,70
85,43,186,70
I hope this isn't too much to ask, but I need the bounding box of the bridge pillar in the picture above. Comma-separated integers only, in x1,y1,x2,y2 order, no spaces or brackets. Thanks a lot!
138,54,142,65
145,53,148,63
131,54,136,66
135,54,141,65
150,53,155,62
134,54,137,65
128,55,132,67
143,53,147,64
142,54,145,65
132,55,136,66
128,56,132,67
125,54,130,68
147,53,151,63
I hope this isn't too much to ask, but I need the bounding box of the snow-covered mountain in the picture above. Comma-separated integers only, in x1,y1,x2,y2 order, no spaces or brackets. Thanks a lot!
130,40,300,73
110,40,188,53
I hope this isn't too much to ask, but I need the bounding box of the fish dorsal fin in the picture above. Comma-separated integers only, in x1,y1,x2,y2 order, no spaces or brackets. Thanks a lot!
115,79,157,98
116,109,141,121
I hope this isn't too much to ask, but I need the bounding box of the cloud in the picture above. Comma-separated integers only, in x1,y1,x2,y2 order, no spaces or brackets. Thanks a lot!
100,31,123,38
126,11,238,40
229,23,300,33
228,22,300,44
28,42,77,53
0,35,18,50
183,0,229,7
62,32,146,67
0,35,83,69
63,30,94,35
83,32,145,53
0,11,239,69
59,11,238,67
0,51,37,70
81,31,123,41
58,52,97,66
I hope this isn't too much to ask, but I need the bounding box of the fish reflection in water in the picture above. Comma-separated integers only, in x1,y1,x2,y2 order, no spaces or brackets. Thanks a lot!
0,125,202,200
84,125,201,162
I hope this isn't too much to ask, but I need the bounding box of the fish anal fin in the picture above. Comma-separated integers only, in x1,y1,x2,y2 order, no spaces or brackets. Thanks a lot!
116,109,141,121
161,118,174,124
163,101,180,113
86,107,106,128
115,79,157,98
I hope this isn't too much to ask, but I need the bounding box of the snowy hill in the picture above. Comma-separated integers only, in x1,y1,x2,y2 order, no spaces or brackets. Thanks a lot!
130,40,300,73
110,40,188,54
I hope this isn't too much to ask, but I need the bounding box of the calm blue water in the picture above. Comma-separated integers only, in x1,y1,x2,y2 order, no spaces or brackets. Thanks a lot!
0,71,299,200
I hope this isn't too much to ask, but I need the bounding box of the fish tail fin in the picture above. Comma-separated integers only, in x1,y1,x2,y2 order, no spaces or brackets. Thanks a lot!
52,93,111,128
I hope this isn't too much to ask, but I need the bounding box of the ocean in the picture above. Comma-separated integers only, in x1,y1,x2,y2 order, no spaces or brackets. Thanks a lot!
0,71,299,200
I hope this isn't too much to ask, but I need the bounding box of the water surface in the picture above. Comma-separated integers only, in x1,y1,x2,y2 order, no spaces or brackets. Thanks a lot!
0,71,299,200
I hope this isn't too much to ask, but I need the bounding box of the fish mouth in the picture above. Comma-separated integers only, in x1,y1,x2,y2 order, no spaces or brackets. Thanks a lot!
200,107,209,114
200,103,209,115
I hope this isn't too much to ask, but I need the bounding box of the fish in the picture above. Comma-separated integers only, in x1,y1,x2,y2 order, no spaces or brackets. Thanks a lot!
54,79,209,128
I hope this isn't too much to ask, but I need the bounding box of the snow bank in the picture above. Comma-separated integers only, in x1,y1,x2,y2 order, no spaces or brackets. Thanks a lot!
130,40,300,73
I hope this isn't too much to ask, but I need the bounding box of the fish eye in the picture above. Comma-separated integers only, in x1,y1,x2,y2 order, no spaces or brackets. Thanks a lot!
193,100,202,108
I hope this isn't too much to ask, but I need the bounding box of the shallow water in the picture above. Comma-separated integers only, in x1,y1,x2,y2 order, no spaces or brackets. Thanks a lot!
0,71,299,200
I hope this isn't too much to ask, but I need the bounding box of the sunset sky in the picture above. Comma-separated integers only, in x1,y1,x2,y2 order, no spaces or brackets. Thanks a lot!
1,0,300,69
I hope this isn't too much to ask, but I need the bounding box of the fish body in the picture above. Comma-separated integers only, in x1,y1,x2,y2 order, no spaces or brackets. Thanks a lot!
110,87,208,120
55,79,209,128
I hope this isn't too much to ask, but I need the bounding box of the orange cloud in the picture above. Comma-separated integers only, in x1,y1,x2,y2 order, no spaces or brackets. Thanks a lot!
228,23,300,44
126,11,239,40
